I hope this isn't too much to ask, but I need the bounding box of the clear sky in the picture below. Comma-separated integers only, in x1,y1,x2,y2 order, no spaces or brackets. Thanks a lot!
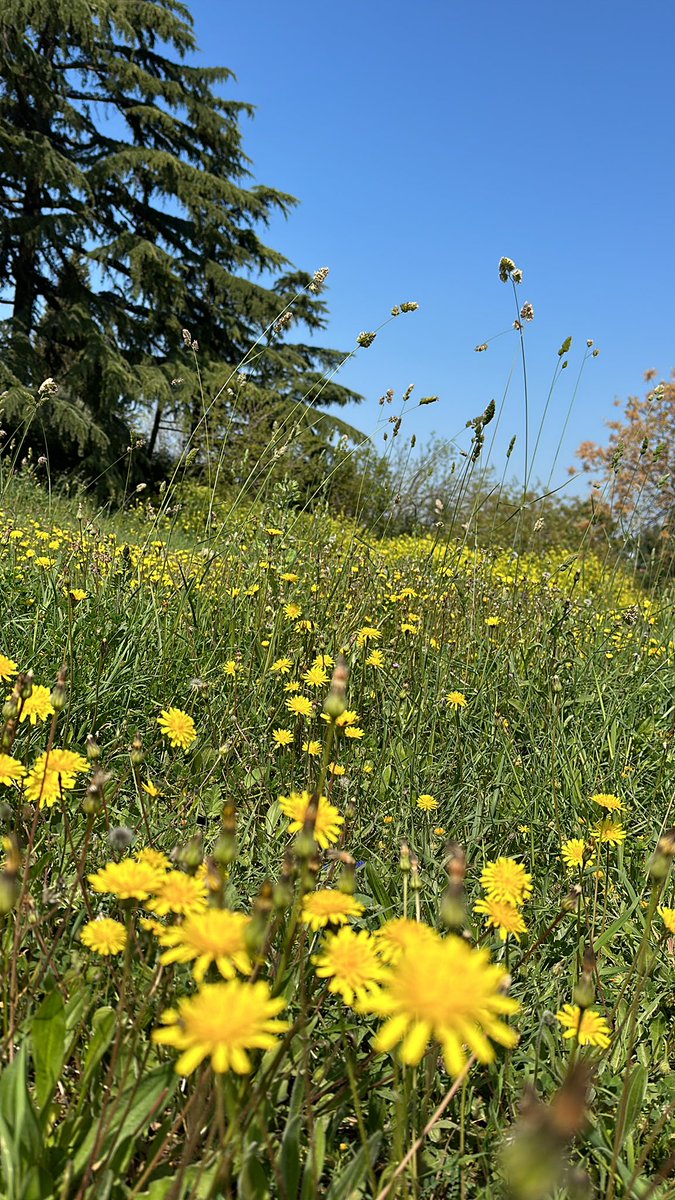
187,0,675,494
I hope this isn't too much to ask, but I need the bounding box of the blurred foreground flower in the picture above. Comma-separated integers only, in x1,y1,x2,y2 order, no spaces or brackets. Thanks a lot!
153,980,288,1075
359,933,518,1074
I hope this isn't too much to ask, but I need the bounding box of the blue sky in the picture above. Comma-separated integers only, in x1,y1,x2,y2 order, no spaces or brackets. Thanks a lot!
190,0,674,493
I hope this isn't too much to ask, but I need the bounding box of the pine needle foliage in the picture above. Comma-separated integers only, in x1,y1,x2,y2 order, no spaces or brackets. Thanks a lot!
0,0,361,488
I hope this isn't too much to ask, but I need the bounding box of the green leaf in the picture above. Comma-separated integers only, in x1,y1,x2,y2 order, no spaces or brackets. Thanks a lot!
279,1074,304,1200
31,990,66,1114
300,1116,327,1199
81,1007,116,1093
325,1132,381,1200
72,1064,177,1180
0,1045,44,1193
623,1064,648,1135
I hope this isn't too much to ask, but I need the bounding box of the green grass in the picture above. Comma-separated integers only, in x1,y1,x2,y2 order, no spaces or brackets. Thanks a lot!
0,459,673,1200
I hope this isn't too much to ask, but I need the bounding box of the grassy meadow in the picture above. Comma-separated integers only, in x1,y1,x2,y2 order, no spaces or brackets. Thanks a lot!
0,457,674,1200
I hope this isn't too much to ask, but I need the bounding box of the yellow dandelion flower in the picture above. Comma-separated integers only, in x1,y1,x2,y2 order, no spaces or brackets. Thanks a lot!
359,934,519,1074
590,819,626,845
0,754,26,787
480,858,532,906
344,726,364,740
153,980,288,1075
301,889,364,931
147,870,208,917
88,859,165,901
446,691,467,708
657,906,675,935
81,917,127,956
357,626,381,646
302,665,329,688
156,909,252,982
270,657,293,675
0,654,18,681
302,740,322,757
374,918,439,965
417,794,438,812
135,847,171,871
69,589,88,602
328,762,346,776
37,748,88,776
561,839,591,870
313,653,334,669
157,708,197,750
272,727,293,748
142,779,162,797
278,790,344,849
474,897,527,942
18,685,54,725
312,928,387,1006
556,1005,611,1048
286,695,313,719
366,649,385,668
485,616,502,627
224,660,237,677
590,793,623,812
284,603,302,620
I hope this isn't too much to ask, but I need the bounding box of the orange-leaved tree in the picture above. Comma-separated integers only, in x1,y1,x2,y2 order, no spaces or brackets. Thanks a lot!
575,372,675,564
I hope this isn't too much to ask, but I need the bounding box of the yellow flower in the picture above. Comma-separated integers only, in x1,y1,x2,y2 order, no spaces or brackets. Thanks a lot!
359,933,519,1074
147,870,208,917
366,649,385,668
561,839,591,870
657,906,675,935
153,980,288,1075
0,654,18,681
417,794,438,812
480,858,532,906
590,819,626,845
301,889,364,931
302,740,322,757
590,793,623,812
0,754,26,787
81,917,127,956
474,897,527,942
328,762,346,776
446,691,467,708
357,626,381,646
312,928,387,1006
156,909,252,981
272,727,293,748
556,1005,611,1048
134,848,170,872
302,665,328,688
38,748,88,776
286,695,313,719
69,589,88,602
270,658,293,675
278,790,344,849
224,660,237,677
344,726,364,740
88,859,165,901
18,685,54,725
284,603,302,620
157,708,197,750
374,918,438,965
485,616,502,627
313,653,334,669
142,779,162,797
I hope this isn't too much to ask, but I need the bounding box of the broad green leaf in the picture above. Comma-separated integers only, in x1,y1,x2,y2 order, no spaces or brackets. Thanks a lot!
624,1064,648,1135
279,1073,304,1200
31,990,66,1114
72,1064,177,1179
81,1007,116,1093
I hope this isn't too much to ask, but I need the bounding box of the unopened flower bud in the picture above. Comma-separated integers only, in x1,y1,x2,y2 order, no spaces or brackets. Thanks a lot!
50,667,67,711
86,733,101,762
573,972,595,1010
400,842,411,874
130,732,144,767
